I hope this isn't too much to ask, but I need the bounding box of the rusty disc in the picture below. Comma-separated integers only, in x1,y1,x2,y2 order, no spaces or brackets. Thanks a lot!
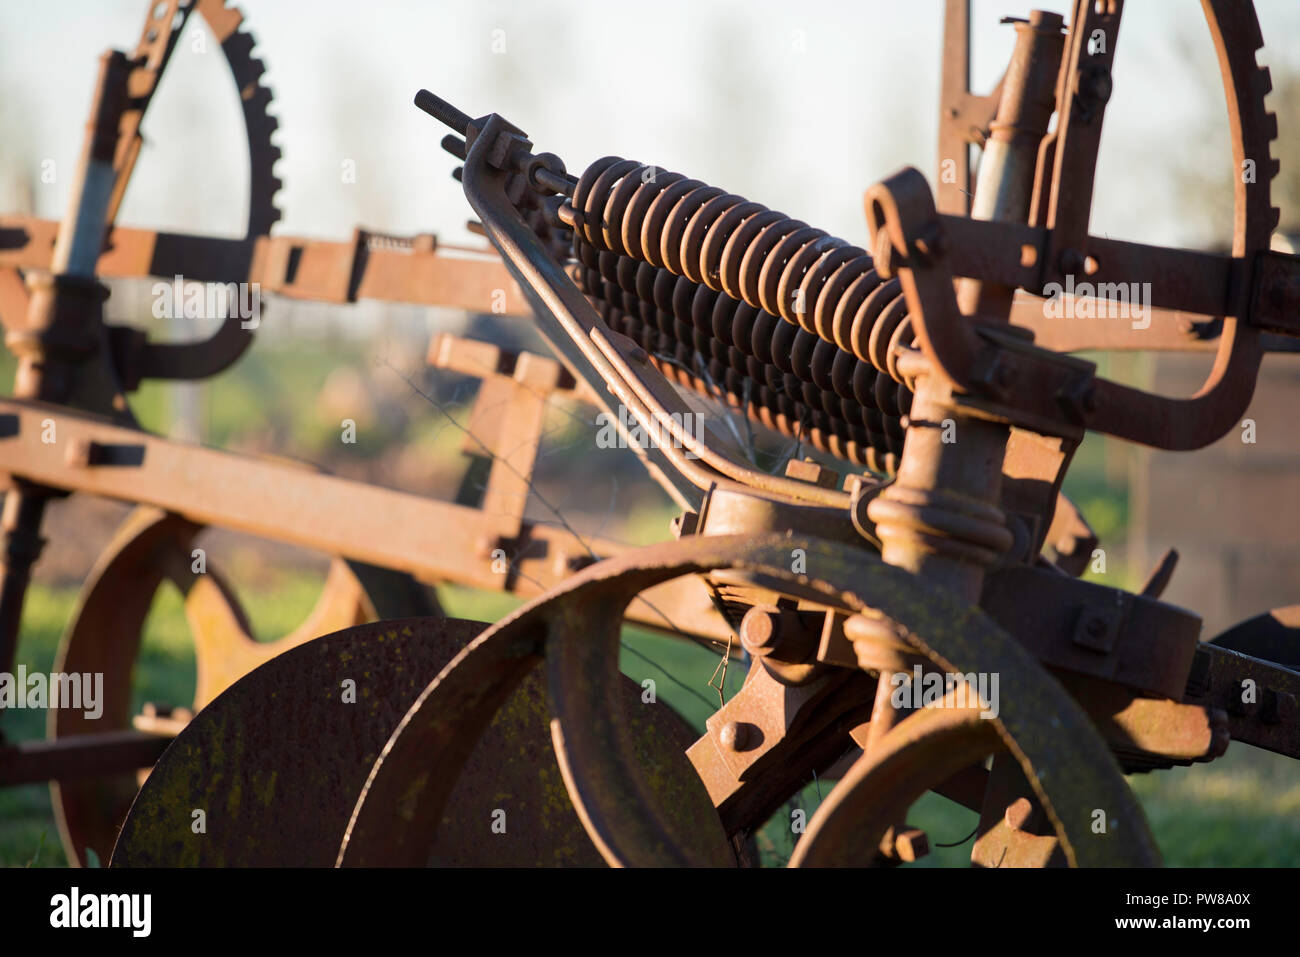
51,506,436,866
50,508,200,867
111,615,703,866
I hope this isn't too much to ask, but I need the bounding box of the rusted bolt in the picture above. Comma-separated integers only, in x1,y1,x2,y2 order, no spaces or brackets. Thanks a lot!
893,827,929,863
1058,377,1098,421
1078,64,1113,113
783,457,839,489
1228,688,1258,718
740,605,820,666
718,721,753,752
1263,689,1296,725
1059,248,1085,275
64,437,97,468
739,607,780,657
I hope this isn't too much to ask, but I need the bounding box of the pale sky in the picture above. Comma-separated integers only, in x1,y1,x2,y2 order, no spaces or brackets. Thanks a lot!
4,1,1300,264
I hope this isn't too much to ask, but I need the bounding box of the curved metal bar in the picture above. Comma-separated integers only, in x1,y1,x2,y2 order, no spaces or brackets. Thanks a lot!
591,326,851,508
50,507,200,866
458,111,851,511
861,0,1271,452
134,310,254,382
340,532,1157,867
103,0,281,388
790,690,1003,867
460,114,711,510
545,589,734,866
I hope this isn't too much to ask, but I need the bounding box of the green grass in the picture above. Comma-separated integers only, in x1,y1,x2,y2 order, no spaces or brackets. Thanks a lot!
3,577,1297,868
1,342,1294,868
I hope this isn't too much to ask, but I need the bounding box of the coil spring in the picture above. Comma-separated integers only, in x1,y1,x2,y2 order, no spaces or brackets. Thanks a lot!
570,157,918,392
579,260,882,468
574,251,904,471
574,238,906,470
567,158,916,472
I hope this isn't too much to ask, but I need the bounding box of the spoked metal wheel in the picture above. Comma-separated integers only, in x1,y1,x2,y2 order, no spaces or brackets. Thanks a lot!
338,533,1160,867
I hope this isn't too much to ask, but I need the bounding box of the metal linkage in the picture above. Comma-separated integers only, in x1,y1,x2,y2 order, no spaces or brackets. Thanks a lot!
386,0,1300,872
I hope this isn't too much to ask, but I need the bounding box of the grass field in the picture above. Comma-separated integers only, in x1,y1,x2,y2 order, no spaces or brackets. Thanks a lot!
2,575,1297,868
1,342,1294,867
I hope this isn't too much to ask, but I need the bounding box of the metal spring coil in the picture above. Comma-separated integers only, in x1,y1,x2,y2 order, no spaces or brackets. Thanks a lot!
581,266,879,468
571,157,917,382
570,157,916,469
574,238,909,446
574,239,906,471
575,250,901,471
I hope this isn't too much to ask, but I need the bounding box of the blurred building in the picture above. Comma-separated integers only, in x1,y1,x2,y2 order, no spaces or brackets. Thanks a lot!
1131,233,1300,638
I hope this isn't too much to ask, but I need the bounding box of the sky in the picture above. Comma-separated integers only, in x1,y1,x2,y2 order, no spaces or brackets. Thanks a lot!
3,1,1300,269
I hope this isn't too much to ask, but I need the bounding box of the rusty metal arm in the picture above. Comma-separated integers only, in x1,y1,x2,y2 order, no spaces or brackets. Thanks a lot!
0,396,730,643
866,168,1268,451
7,212,1299,362
442,97,853,511
937,0,1005,216
1185,642,1300,760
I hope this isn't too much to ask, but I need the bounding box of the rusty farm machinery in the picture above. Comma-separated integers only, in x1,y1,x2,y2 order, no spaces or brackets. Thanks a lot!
2,0,1300,868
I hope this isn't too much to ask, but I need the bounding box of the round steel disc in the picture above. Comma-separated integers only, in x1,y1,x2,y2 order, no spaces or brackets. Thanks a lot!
110,616,701,866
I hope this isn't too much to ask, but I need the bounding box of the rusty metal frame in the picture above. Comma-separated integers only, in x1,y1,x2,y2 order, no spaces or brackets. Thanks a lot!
336,0,1300,869
6,0,1300,870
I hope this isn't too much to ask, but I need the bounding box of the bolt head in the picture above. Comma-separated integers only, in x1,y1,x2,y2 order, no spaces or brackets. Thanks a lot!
718,721,753,752
64,437,93,468
893,827,929,863
739,607,780,656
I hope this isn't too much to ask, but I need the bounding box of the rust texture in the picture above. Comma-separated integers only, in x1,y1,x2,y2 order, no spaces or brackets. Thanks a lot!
2,0,1299,869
